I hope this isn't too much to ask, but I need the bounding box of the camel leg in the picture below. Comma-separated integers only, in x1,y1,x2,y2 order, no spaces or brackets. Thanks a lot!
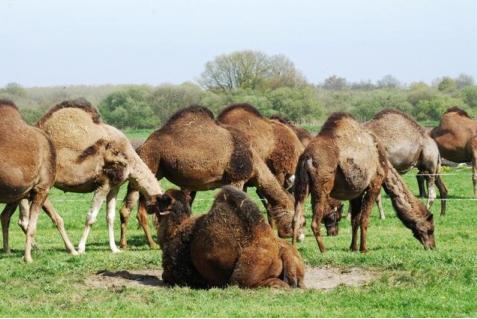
77,187,108,254
42,198,78,255
426,174,437,210
1,203,18,254
24,190,48,263
417,173,428,198
435,175,448,216
349,197,362,252
473,156,477,198
17,199,40,250
256,188,274,228
310,194,329,253
137,198,159,249
106,187,121,253
119,189,139,249
357,177,383,252
375,192,386,220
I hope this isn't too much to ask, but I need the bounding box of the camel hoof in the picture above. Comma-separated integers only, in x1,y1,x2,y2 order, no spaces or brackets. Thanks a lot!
149,242,160,250
23,256,33,263
111,248,122,254
69,250,79,256
77,246,86,254
297,234,305,242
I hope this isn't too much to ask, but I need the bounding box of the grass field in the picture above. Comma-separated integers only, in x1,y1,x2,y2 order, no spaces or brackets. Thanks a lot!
0,166,476,317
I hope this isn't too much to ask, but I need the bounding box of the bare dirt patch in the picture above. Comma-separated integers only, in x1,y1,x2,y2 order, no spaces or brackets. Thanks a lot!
85,267,378,291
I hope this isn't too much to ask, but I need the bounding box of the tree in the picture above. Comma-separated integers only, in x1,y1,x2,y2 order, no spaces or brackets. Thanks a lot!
198,50,306,92
437,77,457,92
99,86,157,129
376,75,400,89
3,82,27,97
455,73,474,89
322,75,347,90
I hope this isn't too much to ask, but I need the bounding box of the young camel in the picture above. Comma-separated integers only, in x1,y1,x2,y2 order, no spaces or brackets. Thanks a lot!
430,107,477,196
32,98,163,254
153,186,305,289
365,109,448,217
0,100,76,262
119,106,299,249
293,112,436,252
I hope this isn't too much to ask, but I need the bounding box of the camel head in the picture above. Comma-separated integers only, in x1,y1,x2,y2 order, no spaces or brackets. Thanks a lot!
412,213,436,250
323,200,344,237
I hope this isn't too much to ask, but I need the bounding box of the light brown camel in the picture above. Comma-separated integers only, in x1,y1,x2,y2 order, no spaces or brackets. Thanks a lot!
0,99,76,262
153,186,305,289
365,109,448,217
218,104,304,190
293,112,436,252
119,105,299,249
30,98,163,254
430,107,477,196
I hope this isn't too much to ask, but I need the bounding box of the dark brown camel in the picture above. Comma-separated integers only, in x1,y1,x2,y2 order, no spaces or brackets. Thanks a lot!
430,107,477,196
119,105,300,249
365,109,448,216
293,112,436,252
153,186,305,289
0,100,76,262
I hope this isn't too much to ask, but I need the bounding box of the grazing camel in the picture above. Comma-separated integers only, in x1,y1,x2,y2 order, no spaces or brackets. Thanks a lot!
269,115,314,147
365,109,448,217
0,100,76,262
119,105,299,249
293,112,436,252
32,98,163,254
218,104,304,189
153,186,305,289
430,107,477,196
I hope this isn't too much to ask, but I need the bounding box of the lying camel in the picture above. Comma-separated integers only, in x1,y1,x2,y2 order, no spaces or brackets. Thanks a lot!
365,109,448,217
293,112,436,252
153,186,305,289
119,106,299,248
29,98,163,254
0,100,76,262
218,104,304,189
430,107,477,196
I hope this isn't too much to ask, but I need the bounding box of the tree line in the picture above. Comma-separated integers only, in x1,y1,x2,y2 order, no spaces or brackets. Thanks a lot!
1,50,477,129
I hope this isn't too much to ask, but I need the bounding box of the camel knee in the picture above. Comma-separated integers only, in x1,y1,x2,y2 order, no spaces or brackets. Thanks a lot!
85,213,97,226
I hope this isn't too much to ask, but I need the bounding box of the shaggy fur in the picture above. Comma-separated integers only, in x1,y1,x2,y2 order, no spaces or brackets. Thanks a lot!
293,112,436,252
155,186,305,289
365,108,448,216
270,116,314,147
444,106,471,118
0,101,76,262
36,98,101,127
120,105,298,249
217,103,264,121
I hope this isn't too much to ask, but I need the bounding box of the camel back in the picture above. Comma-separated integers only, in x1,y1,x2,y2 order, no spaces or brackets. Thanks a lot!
37,99,107,152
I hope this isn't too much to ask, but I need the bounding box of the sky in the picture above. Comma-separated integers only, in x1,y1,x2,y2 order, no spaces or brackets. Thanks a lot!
1,0,476,87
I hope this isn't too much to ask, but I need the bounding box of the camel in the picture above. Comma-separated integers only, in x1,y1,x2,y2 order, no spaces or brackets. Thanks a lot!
218,104,304,189
153,186,305,289
430,107,477,196
119,105,300,249
365,109,448,217
293,112,436,253
0,99,76,262
269,115,314,147
23,98,163,254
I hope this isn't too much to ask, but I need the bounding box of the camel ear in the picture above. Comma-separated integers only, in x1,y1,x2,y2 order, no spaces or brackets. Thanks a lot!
427,214,434,222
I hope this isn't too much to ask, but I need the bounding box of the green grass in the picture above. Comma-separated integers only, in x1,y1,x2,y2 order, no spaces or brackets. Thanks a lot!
1,168,476,317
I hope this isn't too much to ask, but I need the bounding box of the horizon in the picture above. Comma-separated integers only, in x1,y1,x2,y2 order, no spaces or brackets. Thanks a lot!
1,0,476,87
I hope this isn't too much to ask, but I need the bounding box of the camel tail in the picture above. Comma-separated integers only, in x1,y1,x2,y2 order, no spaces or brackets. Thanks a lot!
292,153,311,244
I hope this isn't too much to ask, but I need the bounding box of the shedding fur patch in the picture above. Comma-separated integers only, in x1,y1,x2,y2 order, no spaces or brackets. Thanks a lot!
217,103,263,121
224,129,254,183
76,139,108,163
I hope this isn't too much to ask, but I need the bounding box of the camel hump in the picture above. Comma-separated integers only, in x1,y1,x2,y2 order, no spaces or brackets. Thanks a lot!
217,103,263,121
443,106,471,118
0,99,19,111
37,98,101,128
163,105,215,127
215,186,264,227
319,112,357,137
